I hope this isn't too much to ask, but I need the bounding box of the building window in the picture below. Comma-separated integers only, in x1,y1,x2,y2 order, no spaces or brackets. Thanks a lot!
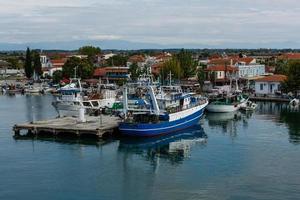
260,83,263,90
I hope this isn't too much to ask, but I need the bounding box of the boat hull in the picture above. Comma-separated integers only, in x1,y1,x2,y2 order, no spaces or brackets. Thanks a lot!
206,104,240,113
119,104,207,137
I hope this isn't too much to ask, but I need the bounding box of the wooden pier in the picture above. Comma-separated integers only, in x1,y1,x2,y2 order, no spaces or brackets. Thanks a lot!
13,115,121,139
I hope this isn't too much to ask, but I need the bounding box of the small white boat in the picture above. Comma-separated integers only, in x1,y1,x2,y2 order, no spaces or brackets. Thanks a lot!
206,94,248,113
240,101,257,111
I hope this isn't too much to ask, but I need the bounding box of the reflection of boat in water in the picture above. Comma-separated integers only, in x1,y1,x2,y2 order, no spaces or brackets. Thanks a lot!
289,98,300,111
205,111,241,122
240,101,257,111
118,124,207,162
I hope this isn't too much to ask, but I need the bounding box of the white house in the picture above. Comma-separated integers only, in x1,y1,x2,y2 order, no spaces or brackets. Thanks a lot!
254,75,287,95
40,55,52,68
234,58,265,78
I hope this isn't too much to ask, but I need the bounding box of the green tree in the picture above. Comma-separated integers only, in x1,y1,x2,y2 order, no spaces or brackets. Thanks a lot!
24,47,33,78
78,46,101,63
52,70,63,83
6,57,21,69
160,58,182,84
32,51,42,79
62,57,94,79
129,63,141,81
106,55,128,66
284,60,300,94
275,59,288,74
210,71,217,87
197,65,206,90
175,49,197,78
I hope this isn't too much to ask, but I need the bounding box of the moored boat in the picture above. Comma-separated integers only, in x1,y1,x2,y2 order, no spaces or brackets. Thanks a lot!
206,94,248,113
52,78,118,117
119,85,208,137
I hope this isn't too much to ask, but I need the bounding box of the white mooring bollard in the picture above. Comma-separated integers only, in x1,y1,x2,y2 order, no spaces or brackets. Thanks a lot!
78,107,86,123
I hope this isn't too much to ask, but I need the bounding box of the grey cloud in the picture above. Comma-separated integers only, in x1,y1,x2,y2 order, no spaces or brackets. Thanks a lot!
0,0,299,48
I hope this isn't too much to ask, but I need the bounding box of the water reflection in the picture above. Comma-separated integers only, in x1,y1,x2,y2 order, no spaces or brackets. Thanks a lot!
254,101,300,144
118,125,207,168
13,135,114,147
205,111,251,138
24,94,56,121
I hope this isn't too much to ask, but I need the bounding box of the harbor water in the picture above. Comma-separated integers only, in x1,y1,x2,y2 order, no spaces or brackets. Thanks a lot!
0,94,300,200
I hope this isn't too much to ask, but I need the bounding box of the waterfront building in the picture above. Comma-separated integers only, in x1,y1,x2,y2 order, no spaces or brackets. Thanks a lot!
235,60,265,78
254,74,287,95
204,65,238,85
208,56,266,79
94,66,129,83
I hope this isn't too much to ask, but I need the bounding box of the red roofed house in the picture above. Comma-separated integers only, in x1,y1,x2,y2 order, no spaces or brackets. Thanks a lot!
208,56,265,79
127,55,146,68
254,74,287,95
205,65,238,85
42,58,66,77
278,53,300,60
93,67,129,83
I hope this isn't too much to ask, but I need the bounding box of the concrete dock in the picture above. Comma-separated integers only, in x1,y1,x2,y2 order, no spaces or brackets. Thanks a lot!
249,96,290,102
13,115,121,139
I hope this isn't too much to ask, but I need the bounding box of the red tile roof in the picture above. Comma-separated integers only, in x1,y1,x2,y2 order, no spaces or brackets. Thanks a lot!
128,55,145,63
208,57,255,65
51,59,66,68
93,68,106,77
205,65,238,72
255,74,287,82
151,63,163,75
237,57,255,64
278,53,300,60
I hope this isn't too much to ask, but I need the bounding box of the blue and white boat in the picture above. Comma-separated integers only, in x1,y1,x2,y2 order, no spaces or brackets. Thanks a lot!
119,85,208,137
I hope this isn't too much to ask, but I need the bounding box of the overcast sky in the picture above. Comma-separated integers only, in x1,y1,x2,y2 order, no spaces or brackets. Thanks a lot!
0,0,299,47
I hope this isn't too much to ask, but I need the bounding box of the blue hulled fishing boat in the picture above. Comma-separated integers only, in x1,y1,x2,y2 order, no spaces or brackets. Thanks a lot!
119,84,208,137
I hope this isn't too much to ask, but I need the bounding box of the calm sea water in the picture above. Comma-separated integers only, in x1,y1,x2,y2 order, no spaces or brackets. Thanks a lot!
0,94,300,200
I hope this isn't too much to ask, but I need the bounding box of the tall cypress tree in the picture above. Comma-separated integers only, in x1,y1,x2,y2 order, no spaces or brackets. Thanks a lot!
33,51,42,79
24,47,33,79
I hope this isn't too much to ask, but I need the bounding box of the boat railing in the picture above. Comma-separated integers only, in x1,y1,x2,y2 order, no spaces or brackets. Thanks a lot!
166,98,207,114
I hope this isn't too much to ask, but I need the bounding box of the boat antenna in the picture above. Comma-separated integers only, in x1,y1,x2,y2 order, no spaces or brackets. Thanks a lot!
74,65,78,79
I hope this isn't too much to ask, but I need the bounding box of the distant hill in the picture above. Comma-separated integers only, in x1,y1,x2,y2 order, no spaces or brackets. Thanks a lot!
0,39,300,51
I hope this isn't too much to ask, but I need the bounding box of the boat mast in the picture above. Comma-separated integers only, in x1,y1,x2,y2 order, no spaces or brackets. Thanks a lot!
169,71,172,86
123,87,128,118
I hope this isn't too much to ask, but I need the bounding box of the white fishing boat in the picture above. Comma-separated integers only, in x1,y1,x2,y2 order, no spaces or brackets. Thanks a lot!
206,94,248,113
52,78,117,117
